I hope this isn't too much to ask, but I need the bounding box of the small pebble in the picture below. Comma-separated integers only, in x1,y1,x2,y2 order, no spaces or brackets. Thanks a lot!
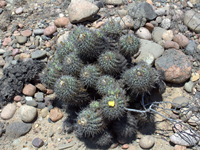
49,107,63,122
23,84,36,96
139,135,155,149
190,72,199,81
1,103,16,120
13,95,21,102
32,138,44,148
15,7,23,14
122,144,129,149
41,107,48,118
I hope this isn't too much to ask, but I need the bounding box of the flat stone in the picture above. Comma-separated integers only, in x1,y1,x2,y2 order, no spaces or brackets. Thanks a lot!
20,30,32,37
184,10,200,33
16,36,27,44
68,0,99,23
170,130,200,146
1,103,16,120
152,27,167,43
5,121,32,139
155,49,191,83
105,0,124,5
35,83,47,92
172,97,189,108
139,39,164,58
19,105,37,123
164,41,179,50
31,50,46,59
58,141,75,150
191,72,199,81
49,107,63,122
34,92,44,102
26,101,38,107
135,52,154,65
33,29,44,35
184,81,195,93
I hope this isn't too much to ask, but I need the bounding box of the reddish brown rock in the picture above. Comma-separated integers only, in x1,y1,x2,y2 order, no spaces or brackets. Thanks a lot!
20,30,32,37
174,145,187,150
46,89,53,94
145,23,154,32
54,17,70,27
49,107,63,122
3,37,11,46
0,1,6,8
155,49,191,83
173,34,189,47
164,41,179,50
95,21,105,28
14,95,22,102
23,84,36,96
12,49,21,56
35,83,47,92
44,25,57,36
1,103,16,120
122,144,129,149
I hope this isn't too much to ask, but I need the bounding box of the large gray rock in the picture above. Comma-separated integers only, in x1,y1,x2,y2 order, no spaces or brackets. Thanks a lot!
138,39,164,59
5,121,32,139
170,130,200,146
184,10,200,33
68,0,99,23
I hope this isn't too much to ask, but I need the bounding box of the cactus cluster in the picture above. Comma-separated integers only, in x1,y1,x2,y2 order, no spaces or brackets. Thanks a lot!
40,22,165,148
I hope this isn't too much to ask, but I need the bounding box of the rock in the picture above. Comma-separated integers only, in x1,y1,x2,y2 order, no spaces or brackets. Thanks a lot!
184,10,200,33
0,49,6,54
155,49,191,83
162,30,174,41
1,103,16,120
95,21,105,28
32,138,44,148
54,17,70,27
41,107,48,118
20,30,32,37
16,36,27,44
12,49,21,56
152,27,167,43
139,135,155,149
58,141,75,149
135,52,154,65
33,29,44,35
56,31,70,46
44,25,57,36
0,1,6,8
173,34,189,47
184,81,195,93
156,16,162,24
31,50,46,59
35,83,47,92
144,23,154,32
23,84,36,96
20,53,31,60
184,40,196,55
46,89,54,95
191,72,199,81
3,37,11,46
105,0,124,5
37,102,46,109
0,58,5,66
161,18,171,29
128,2,157,21
15,7,23,14
170,130,200,146
19,105,37,122
34,92,44,102
26,101,38,107
13,95,21,102
120,15,134,29
5,121,32,138
174,145,187,150
155,8,165,16
164,41,179,50
0,9,11,31
172,97,189,108
179,108,192,121
136,27,151,40
122,144,129,149
172,121,187,133
188,115,200,126
68,0,99,23
49,107,63,122
139,39,164,58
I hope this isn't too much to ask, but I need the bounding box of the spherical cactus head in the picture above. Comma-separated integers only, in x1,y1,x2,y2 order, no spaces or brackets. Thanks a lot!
96,75,116,95
62,52,84,77
112,112,137,138
98,51,127,75
80,65,101,88
94,130,113,147
101,20,122,42
54,75,89,105
76,108,105,137
119,34,140,58
89,101,100,112
122,62,155,95
100,93,127,121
